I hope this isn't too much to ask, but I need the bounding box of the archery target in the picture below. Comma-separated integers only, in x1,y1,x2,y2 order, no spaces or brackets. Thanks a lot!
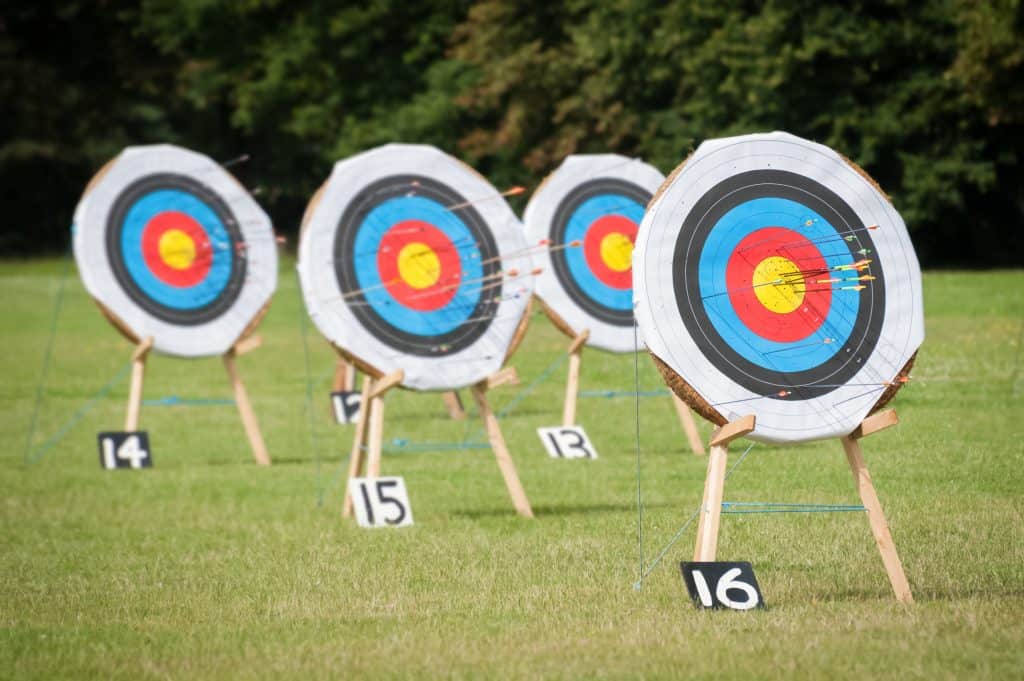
633,132,924,443
298,144,534,391
73,145,277,357
523,155,664,353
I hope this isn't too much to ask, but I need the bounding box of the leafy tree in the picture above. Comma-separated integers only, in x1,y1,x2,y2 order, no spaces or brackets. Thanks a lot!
2,0,1020,265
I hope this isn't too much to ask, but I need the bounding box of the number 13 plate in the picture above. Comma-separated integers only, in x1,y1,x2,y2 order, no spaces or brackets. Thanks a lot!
537,426,599,459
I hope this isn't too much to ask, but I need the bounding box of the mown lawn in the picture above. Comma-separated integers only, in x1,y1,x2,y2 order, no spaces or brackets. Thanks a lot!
1,258,1022,679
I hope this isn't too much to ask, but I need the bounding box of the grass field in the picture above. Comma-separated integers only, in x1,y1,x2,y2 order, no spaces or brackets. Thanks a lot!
2,258,1022,679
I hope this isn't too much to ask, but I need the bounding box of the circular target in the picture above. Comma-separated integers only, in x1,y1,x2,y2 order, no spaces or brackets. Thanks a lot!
333,174,501,357
106,173,246,325
73,145,277,357
298,145,534,391
524,155,664,353
634,133,923,443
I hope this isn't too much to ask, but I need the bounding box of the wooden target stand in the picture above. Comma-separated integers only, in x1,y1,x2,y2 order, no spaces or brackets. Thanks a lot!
342,366,533,519
561,329,706,455
692,409,913,603
332,355,467,421
106,301,271,466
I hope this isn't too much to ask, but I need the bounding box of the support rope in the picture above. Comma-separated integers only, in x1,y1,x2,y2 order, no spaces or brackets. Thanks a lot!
633,322,644,589
296,273,324,507
633,442,756,590
24,361,134,465
23,246,73,463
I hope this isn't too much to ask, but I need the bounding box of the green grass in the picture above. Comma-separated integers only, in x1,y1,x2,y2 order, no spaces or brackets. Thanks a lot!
2,258,1022,680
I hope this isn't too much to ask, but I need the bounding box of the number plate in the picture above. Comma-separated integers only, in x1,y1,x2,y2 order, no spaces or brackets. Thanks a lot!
349,477,414,528
331,390,362,424
97,431,152,470
537,426,599,459
680,562,765,610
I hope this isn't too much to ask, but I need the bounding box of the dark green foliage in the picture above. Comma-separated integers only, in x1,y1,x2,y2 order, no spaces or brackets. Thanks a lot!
3,0,1021,265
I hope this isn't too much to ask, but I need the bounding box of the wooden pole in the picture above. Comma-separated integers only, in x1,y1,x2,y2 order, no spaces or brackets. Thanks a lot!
442,391,467,420
672,393,705,456
562,329,590,427
223,346,271,466
342,374,375,518
693,415,756,562
842,409,913,604
124,337,153,431
470,379,533,518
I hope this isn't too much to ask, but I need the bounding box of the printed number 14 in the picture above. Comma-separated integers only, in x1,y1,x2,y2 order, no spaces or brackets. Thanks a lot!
102,435,147,469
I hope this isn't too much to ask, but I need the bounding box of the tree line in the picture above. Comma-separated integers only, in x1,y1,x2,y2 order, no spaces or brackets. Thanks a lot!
2,0,1021,265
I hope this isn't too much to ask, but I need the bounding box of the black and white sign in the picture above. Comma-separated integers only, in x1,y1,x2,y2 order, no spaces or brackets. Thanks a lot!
680,562,765,610
331,390,362,424
349,477,414,528
537,426,599,459
97,431,152,470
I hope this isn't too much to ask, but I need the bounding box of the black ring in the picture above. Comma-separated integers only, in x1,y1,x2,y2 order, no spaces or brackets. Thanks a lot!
672,169,885,399
105,173,247,326
333,174,502,357
549,178,651,327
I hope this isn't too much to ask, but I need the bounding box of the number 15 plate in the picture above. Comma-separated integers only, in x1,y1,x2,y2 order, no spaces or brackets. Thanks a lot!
348,477,414,528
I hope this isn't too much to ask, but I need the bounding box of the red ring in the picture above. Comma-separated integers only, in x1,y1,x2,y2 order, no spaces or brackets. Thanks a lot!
725,227,831,343
377,220,462,311
582,214,638,290
140,211,212,287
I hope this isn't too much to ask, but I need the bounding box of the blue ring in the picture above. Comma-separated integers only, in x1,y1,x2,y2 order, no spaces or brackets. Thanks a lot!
562,194,643,312
120,189,232,310
352,196,483,336
698,197,858,373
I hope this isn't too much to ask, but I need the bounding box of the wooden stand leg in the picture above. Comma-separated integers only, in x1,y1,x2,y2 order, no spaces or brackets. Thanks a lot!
692,415,756,562
361,370,404,480
842,410,913,603
442,391,467,420
693,458,713,560
366,394,386,478
332,357,356,392
342,375,374,518
223,348,271,466
672,393,705,456
124,337,153,431
695,442,729,561
470,379,533,518
562,329,589,427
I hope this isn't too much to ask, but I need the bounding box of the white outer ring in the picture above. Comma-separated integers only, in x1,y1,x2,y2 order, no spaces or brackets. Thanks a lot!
523,155,663,353
633,132,924,443
297,144,533,391
72,145,277,358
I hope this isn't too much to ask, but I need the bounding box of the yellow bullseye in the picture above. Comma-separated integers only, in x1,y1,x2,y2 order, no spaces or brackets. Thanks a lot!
158,229,197,270
600,232,633,272
753,256,804,313
397,242,441,289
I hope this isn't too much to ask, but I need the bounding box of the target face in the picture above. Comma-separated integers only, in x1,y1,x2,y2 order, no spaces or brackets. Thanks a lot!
634,133,923,443
524,155,664,353
106,173,246,325
73,145,277,357
298,145,534,391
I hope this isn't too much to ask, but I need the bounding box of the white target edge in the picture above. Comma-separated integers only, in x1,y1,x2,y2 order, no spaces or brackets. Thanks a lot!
633,131,924,443
297,144,534,391
524,154,663,353
72,144,278,358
